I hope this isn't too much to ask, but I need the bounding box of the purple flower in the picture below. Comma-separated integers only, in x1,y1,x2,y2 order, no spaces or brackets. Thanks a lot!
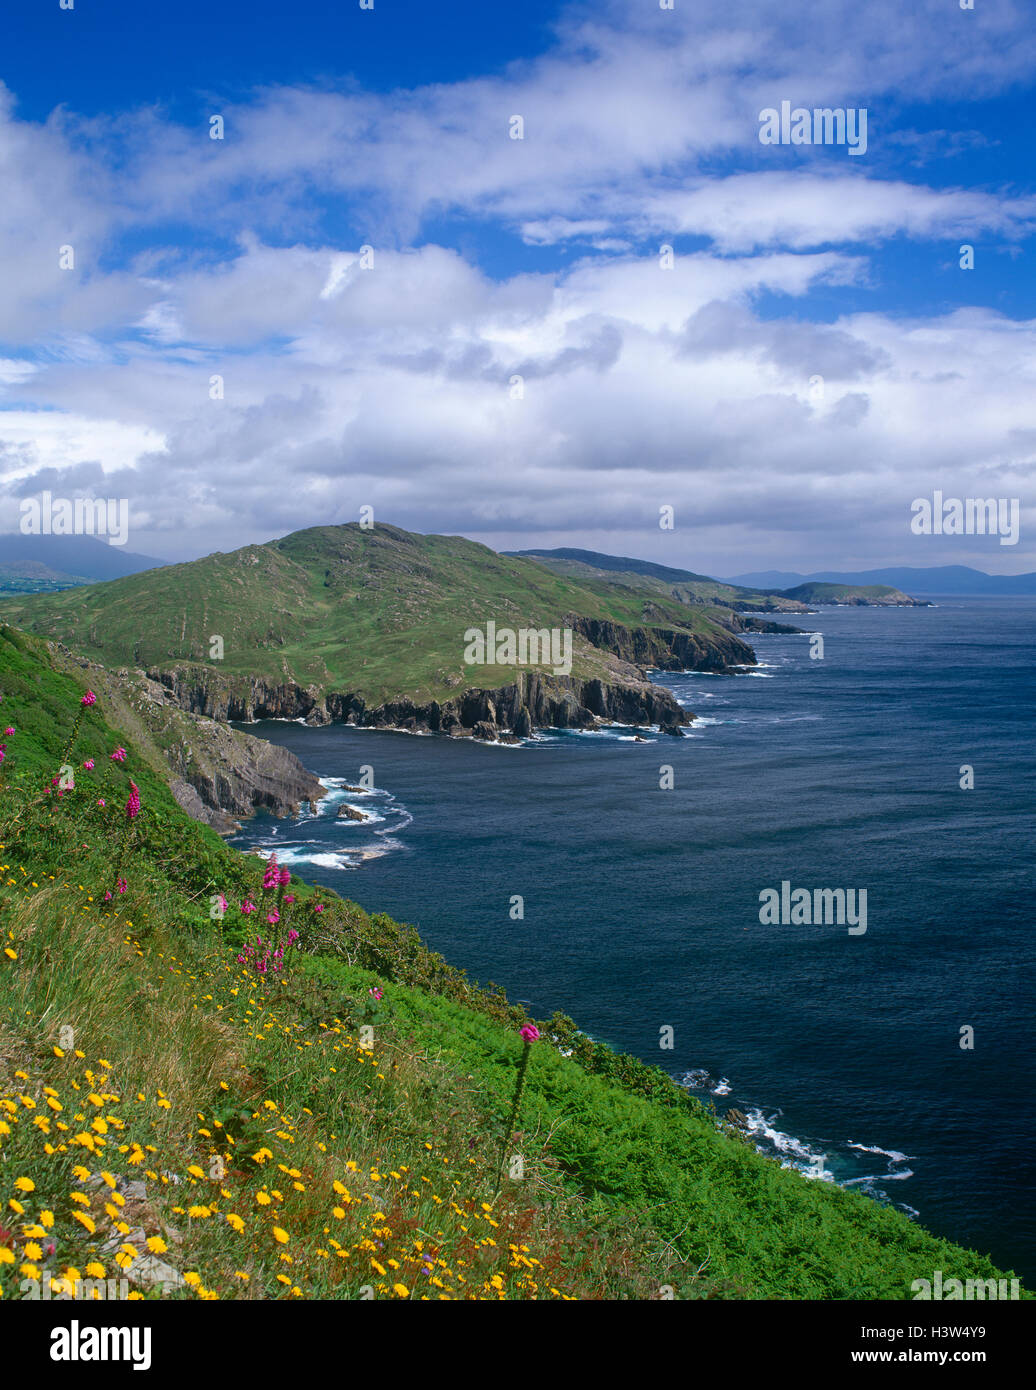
262,853,279,890
519,1025,540,1043
110,747,126,763
369,987,383,1001
83,759,95,770
125,782,140,819
81,691,96,707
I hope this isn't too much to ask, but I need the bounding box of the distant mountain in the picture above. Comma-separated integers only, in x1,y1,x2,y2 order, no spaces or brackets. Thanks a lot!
507,547,761,609
727,565,1036,596
510,548,726,588
0,534,166,588
511,547,924,607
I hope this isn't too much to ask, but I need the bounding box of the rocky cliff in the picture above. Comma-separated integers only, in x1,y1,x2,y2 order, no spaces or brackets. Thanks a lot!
141,611,758,740
145,667,694,739
47,646,326,832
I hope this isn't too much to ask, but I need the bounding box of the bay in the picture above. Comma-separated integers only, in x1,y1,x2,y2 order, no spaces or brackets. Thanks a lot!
231,597,1036,1281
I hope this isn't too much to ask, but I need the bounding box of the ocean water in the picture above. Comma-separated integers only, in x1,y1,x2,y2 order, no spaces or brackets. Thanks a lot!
230,597,1036,1281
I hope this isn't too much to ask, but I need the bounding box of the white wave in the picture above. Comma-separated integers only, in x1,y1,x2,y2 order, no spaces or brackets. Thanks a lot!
334,807,387,826
847,1142,911,1163
305,851,363,869
678,1068,711,1089
743,1108,825,1165
677,1068,733,1096
844,1169,914,1184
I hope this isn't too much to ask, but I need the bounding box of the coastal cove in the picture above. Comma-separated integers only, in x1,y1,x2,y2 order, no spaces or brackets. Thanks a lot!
230,598,1036,1283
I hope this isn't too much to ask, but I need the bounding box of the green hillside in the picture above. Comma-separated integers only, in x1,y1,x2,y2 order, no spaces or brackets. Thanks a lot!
779,581,919,605
0,524,753,713
509,547,769,609
0,561,90,596
514,549,922,612
0,622,1025,1299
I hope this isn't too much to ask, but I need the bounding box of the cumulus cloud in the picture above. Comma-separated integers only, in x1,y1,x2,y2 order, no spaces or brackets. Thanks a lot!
0,0,1033,572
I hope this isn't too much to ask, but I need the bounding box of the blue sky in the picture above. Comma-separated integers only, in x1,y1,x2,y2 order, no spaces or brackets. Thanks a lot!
0,0,1033,572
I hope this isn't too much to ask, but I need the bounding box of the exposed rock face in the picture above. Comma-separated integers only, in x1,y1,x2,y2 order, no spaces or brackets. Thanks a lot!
46,647,326,833
567,615,755,672
726,613,804,635
146,667,696,739
159,711,326,830
143,612,755,742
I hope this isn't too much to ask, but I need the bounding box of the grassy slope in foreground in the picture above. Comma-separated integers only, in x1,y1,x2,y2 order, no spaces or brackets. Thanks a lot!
0,624,1024,1300
0,524,752,712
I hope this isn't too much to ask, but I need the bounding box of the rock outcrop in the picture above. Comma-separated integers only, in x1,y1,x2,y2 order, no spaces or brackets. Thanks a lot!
146,667,696,740
566,615,755,671
141,613,757,742
46,646,326,832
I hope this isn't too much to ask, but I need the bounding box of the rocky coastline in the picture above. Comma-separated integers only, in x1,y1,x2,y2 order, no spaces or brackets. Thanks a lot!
143,615,758,744
145,668,697,741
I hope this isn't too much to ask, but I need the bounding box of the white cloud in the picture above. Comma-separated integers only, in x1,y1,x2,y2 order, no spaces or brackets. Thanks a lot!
0,0,1033,571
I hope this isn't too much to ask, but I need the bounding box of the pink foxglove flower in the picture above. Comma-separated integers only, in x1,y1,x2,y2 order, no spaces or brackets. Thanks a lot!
110,747,126,762
81,691,96,706
125,782,140,819
519,1025,540,1043
83,759,94,770
262,853,279,890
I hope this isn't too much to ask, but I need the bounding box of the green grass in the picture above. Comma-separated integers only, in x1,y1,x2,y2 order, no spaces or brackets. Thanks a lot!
778,582,914,603
0,621,1025,1300
0,524,753,709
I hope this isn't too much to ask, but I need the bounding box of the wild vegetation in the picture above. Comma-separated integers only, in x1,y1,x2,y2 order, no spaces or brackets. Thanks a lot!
0,622,1023,1300
0,524,763,709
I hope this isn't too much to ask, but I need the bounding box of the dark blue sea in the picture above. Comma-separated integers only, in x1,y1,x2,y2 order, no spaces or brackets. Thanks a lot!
231,597,1036,1281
